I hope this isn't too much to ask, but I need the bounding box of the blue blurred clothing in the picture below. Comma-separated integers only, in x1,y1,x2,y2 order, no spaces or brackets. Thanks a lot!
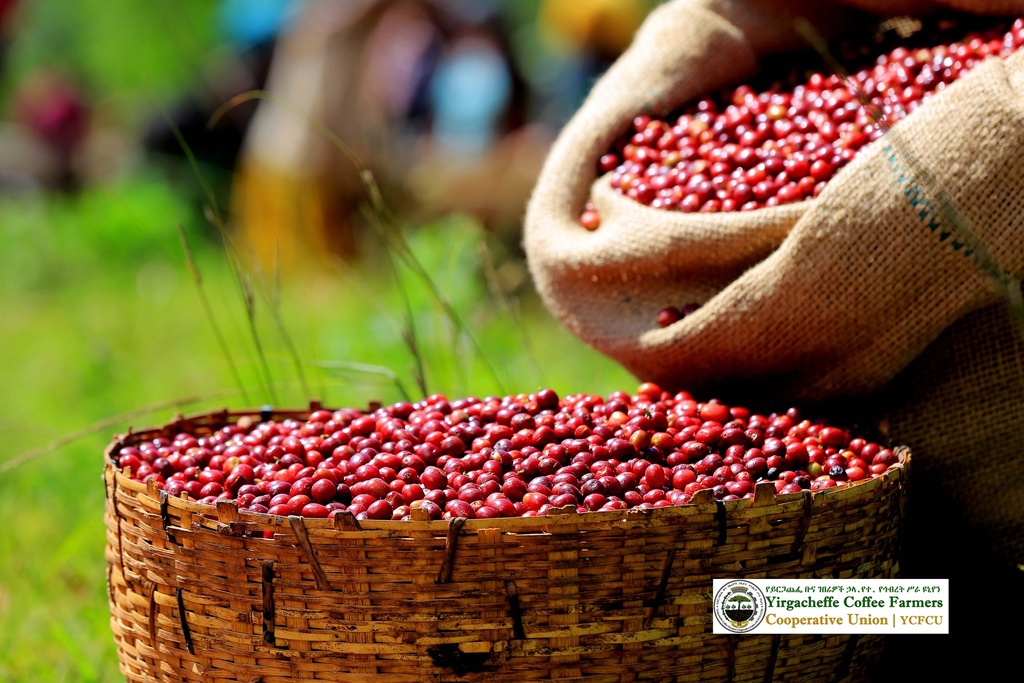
428,36,513,158
220,0,302,48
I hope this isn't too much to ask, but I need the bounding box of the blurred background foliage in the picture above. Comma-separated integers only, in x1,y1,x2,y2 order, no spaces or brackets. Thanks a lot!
0,1,218,122
0,0,656,679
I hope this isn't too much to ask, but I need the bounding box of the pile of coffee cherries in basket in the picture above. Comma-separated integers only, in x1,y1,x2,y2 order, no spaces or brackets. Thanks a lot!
578,16,1024,228
116,384,899,521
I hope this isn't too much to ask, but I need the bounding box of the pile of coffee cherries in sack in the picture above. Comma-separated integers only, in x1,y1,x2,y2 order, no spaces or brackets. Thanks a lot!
579,16,1024,227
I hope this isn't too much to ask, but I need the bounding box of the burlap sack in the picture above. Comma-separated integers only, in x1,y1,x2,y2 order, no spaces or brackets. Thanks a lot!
525,0,1024,571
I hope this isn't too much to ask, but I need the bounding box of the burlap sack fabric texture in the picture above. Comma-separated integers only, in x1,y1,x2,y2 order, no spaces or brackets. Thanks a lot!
524,0,1024,575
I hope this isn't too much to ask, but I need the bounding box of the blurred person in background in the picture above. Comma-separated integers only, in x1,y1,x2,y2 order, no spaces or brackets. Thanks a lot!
427,26,513,160
142,0,300,205
405,0,650,250
7,68,88,191
231,0,652,272
231,0,446,270
403,2,537,245
0,0,90,192
533,0,649,126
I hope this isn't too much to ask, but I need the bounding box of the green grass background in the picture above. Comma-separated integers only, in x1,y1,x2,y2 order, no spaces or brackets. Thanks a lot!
0,1,635,679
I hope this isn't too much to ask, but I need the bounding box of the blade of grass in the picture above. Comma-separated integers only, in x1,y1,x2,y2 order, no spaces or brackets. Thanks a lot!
155,97,223,220
206,207,314,400
177,224,252,404
367,197,507,394
156,92,319,404
301,283,331,405
434,222,476,392
0,391,236,475
310,360,413,403
218,91,515,397
477,238,545,386
199,202,294,404
150,99,282,403
226,245,278,404
242,240,314,399
101,183,259,401
324,256,433,396
360,204,429,397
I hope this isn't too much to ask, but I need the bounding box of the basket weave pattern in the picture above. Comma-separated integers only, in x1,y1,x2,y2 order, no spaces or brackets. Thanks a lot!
104,408,909,682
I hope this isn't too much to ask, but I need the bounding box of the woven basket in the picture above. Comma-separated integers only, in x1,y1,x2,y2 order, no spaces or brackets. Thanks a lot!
104,405,910,683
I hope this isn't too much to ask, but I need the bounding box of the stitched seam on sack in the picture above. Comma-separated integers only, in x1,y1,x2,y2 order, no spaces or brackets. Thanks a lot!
884,141,1016,290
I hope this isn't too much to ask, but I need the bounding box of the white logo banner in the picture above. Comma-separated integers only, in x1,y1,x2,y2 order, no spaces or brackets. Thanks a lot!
712,579,949,634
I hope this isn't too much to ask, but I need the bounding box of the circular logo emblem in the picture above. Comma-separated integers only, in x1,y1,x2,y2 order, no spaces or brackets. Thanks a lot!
714,580,766,633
